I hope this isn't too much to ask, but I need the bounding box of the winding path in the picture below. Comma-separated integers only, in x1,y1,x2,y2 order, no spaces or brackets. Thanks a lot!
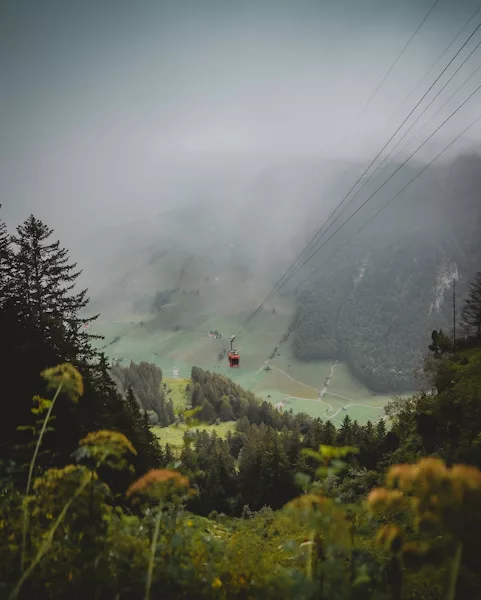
270,366,319,393
268,360,385,422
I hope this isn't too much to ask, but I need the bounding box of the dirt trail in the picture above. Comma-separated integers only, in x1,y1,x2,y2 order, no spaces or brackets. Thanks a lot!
270,366,319,393
271,360,385,422
327,402,384,421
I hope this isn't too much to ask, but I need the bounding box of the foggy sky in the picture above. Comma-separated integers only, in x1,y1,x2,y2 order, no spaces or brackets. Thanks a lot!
1,0,481,240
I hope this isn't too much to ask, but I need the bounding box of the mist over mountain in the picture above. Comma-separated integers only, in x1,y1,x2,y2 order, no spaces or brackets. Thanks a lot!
73,149,481,392
291,152,481,391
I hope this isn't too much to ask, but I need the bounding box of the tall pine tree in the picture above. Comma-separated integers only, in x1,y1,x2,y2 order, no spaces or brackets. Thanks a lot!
12,215,99,362
0,206,12,307
462,271,481,339
1,215,161,475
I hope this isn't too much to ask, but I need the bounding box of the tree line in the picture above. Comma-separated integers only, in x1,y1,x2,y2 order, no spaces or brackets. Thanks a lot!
169,413,391,516
166,269,481,518
110,360,175,427
0,210,161,482
2,207,481,599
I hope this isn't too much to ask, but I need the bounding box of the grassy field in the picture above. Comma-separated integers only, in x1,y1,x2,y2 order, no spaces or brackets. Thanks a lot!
152,375,236,456
151,421,236,455
250,350,405,425
93,293,410,426
163,377,191,410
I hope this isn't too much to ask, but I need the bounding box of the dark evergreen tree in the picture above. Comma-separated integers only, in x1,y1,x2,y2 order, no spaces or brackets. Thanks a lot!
259,429,292,508
375,419,387,441
323,421,337,445
428,329,453,356
226,430,244,459
126,386,141,419
191,382,205,408
461,271,481,339
337,415,354,446
358,420,379,470
0,207,12,307
219,398,235,422
238,426,263,509
110,361,174,425
12,215,99,362
284,426,302,467
199,399,216,423
164,443,175,464
0,215,161,477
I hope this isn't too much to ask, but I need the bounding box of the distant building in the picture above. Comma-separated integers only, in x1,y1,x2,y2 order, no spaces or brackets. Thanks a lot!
275,401,286,411
172,367,179,378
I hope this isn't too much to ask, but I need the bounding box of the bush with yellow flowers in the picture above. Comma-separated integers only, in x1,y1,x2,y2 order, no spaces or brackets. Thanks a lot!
367,458,481,600
4,363,481,600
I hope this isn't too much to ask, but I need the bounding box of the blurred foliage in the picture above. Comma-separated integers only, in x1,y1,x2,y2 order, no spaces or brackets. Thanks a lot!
2,361,481,600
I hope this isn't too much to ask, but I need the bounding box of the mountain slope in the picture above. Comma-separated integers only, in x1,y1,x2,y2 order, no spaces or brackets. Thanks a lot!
79,151,481,393
291,152,481,391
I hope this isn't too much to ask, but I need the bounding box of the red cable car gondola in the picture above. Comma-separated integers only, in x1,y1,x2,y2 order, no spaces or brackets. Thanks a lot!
228,335,240,367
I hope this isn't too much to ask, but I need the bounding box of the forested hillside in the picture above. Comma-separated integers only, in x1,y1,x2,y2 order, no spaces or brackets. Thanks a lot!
68,152,481,395
0,211,161,477
2,208,481,600
292,153,481,392
110,360,175,427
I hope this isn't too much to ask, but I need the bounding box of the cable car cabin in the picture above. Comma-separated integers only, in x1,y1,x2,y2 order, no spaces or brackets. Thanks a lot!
228,349,240,367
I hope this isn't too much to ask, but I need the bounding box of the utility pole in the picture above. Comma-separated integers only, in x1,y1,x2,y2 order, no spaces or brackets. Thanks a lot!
453,277,456,352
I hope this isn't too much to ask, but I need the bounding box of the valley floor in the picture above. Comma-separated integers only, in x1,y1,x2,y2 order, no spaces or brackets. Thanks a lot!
93,296,411,425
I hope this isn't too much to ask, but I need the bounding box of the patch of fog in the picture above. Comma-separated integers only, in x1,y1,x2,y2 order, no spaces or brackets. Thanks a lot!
430,259,458,314
354,255,370,286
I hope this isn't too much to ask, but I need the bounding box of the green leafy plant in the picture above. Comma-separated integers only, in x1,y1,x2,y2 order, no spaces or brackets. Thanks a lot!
126,469,196,600
10,426,136,600
19,363,83,573
367,457,481,600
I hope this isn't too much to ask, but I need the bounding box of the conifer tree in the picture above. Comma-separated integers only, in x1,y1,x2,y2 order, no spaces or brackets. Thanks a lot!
363,420,375,445
126,386,141,419
428,329,453,356
259,430,291,508
219,398,235,422
12,215,99,362
338,415,354,445
375,419,386,440
0,206,12,307
1,216,161,473
164,443,175,464
323,420,337,445
461,271,481,339
199,399,216,423
238,426,262,508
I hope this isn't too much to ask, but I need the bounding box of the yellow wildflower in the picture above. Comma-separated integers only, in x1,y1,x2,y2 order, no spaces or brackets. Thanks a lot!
376,524,404,553
80,430,137,457
41,363,83,401
126,469,191,501
285,494,329,513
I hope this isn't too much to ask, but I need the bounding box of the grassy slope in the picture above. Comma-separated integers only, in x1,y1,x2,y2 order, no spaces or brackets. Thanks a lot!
163,377,191,410
152,422,236,455
152,375,235,454
92,270,408,425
